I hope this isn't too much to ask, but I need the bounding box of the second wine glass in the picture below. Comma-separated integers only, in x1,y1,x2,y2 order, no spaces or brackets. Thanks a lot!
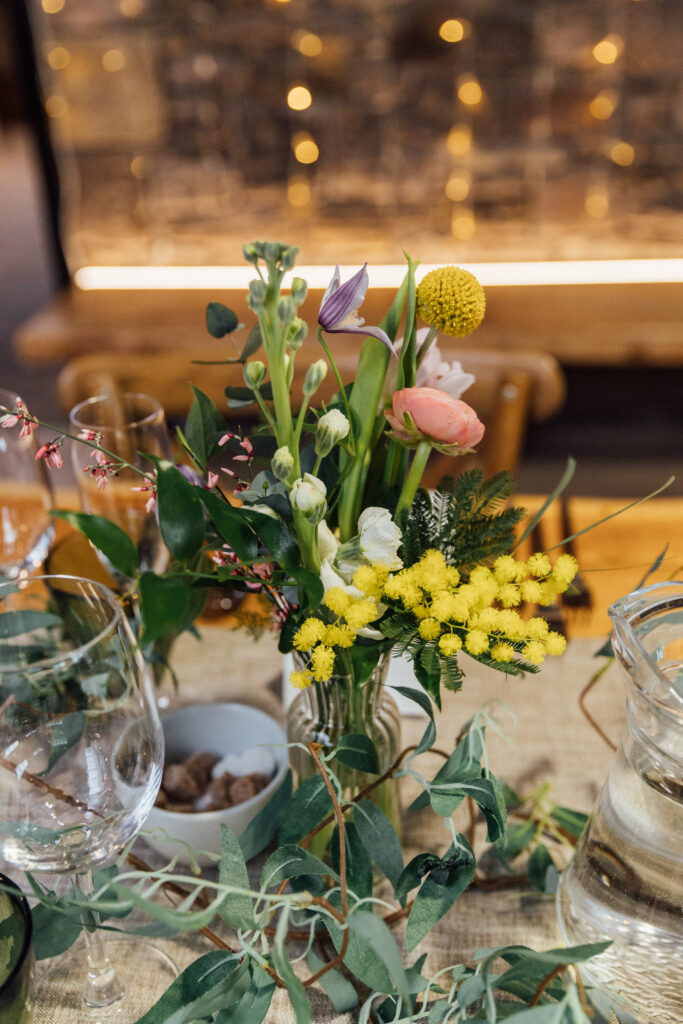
69,392,172,575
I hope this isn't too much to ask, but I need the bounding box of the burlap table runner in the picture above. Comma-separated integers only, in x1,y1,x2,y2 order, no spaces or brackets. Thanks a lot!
30,627,623,1023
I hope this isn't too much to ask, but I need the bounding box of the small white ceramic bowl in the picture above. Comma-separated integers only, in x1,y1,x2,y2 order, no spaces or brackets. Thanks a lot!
142,702,288,867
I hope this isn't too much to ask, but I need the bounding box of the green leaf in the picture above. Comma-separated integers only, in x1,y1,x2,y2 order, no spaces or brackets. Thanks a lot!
243,509,299,569
206,301,239,337
347,910,411,1001
348,642,383,685
44,712,85,774
217,825,255,930
216,964,275,1024
31,901,81,960
528,844,558,894
392,684,436,758
201,491,258,563
135,950,246,1024
396,256,418,390
287,568,324,616
491,821,535,863
138,573,191,646
270,908,312,1024
52,510,138,578
184,386,227,467
406,842,475,950
353,799,404,888
332,734,380,775
331,822,373,899
394,853,439,904
155,461,205,560
0,610,62,639
305,950,358,1013
260,845,337,890
239,770,292,861
240,324,263,361
550,806,588,840
278,775,333,846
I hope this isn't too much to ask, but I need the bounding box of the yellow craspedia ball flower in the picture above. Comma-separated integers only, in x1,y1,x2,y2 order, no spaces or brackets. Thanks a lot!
526,552,552,578
293,617,327,651
439,633,463,656
310,644,336,681
290,669,313,689
497,583,521,608
520,579,542,603
419,617,442,641
493,555,517,583
552,554,579,587
325,587,353,616
526,617,549,640
465,628,489,655
417,266,486,338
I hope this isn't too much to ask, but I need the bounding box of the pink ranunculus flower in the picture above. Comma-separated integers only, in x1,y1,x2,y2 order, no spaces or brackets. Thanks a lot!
385,387,485,454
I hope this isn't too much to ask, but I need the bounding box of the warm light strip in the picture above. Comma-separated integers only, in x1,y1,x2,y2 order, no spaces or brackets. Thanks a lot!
74,259,683,291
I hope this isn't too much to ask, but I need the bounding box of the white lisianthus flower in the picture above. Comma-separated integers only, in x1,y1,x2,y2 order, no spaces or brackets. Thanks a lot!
290,473,327,524
357,507,403,569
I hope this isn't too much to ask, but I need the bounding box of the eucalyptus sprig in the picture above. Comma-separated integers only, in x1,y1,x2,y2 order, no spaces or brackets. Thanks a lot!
19,704,628,1024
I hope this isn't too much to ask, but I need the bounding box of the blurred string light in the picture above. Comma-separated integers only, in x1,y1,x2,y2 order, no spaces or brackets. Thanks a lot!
119,0,143,15
457,75,483,107
45,95,68,118
292,132,319,164
287,177,311,207
451,210,476,240
589,90,619,120
585,187,610,218
446,124,472,156
609,140,635,166
47,47,71,70
42,0,65,13
291,30,322,57
287,85,312,111
130,156,149,179
445,170,471,202
439,18,470,43
102,49,126,72
592,34,624,64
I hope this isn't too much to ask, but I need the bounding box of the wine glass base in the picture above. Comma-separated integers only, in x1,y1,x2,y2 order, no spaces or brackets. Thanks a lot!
33,936,179,1023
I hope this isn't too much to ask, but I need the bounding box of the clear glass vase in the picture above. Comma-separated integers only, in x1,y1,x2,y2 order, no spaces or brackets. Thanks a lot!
287,651,402,846
557,582,683,1024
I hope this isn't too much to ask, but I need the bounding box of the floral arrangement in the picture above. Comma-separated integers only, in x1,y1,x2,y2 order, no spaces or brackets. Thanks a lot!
1,241,576,705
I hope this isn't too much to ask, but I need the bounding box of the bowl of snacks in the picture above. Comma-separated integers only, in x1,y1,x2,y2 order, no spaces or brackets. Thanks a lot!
143,702,288,866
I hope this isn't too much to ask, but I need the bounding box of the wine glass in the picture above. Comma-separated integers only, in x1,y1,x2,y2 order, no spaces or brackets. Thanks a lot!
69,393,172,576
0,387,54,580
0,574,176,1018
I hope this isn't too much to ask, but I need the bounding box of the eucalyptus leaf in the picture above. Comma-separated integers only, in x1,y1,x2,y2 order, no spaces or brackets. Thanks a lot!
30,901,81,960
0,610,62,639
239,770,292,861
44,712,85,774
134,950,246,1024
332,734,380,775
278,775,333,846
528,844,557,893
550,806,588,839
306,950,359,1013
354,798,404,888
406,841,475,950
331,822,373,899
270,909,311,1024
217,825,255,930
260,845,337,890
215,964,275,1024
51,510,138,579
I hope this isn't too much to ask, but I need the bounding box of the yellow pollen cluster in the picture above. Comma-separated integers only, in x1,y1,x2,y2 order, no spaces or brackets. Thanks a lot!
354,549,575,669
416,266,486,338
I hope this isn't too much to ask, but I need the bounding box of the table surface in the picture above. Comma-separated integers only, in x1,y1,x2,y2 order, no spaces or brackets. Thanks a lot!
12,491,683,1022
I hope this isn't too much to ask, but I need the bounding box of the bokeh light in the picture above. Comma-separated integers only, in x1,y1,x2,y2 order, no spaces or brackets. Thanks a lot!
445,171,471,201
439,19,465,43
119,0,143,15
287,179,311,207
287,85,313,111
47,47,71,70
292,31,323,57
446,124,472,156
589,91,619,120
45,95,68,118
592,35,624,65
451,210,476,239
42,0,65,13
585,189,609,218
457,77,483,107
292,133,319,164
102,49,126,72
609,141,635,166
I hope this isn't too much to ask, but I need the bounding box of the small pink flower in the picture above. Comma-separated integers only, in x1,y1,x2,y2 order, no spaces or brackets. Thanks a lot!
131,482,157,511
220,466,237,479
240,438,253,457
93,448,110,466
385,387,484,453
35,440,63,469
206,471,219,489
78,428,100,442
218,432,237,446
1,400,37,438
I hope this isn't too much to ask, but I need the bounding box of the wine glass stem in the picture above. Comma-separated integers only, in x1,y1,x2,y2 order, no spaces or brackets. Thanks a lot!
75,871,126,1008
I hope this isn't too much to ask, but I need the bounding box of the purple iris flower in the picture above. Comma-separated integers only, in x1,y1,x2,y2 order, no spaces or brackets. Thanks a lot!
318,265,395,354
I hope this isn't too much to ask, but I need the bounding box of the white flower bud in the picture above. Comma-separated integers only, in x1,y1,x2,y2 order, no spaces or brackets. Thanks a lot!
358,507,403,569
286,318,307,352
271,445,294,482
290,473,327,525
315,409,350,457
247,279,267,311
243,360,267,389
291,277,307,306
303,359,328,397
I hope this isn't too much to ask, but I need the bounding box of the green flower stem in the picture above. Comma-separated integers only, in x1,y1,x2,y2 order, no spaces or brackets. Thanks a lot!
251,387,278,437
395,440,432,514
316,328,354,440
292,509,320,573
415,325,438,369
